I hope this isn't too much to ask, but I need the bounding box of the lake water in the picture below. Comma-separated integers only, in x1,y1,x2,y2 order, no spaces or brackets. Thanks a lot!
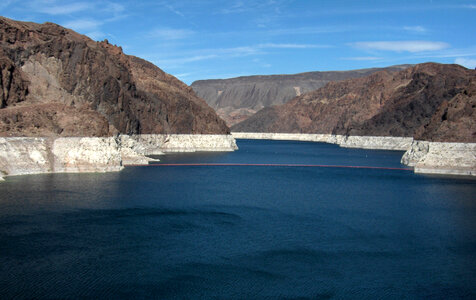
0,139,475,299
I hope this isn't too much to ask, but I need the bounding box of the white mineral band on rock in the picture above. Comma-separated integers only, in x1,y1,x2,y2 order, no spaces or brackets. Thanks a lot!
231,132,412,151
232,132,476,176
0,134,238,179
402,141,476,176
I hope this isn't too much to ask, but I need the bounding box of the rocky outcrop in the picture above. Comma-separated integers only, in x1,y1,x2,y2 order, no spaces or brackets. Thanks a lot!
192,65,410,126
0,54,28,108
401,141,476,176
0,17,229,136
232,63,475,144
153,134,238,152
0,134,238,179
0,103,111,136
52,137,124,173
0,137,123,176
0,137,52,176
412,76,476,143
118,134,238,163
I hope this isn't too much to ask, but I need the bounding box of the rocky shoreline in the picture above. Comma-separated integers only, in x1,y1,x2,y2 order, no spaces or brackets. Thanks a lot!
232,132,476,177
1,133,474,180
231,132,413,150
0,134,238,180
402,141,476,176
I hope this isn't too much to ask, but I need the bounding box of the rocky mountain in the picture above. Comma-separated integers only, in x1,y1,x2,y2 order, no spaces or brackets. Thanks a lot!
191,65,410,126
0,17,229,137
232,63,476,143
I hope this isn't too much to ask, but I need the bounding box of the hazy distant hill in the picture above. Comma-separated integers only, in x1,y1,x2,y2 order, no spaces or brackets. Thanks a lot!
191,65,410,126
231,63,476,143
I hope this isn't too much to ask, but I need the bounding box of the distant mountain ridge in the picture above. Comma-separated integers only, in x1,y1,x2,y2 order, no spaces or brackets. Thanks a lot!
231,63,476,143
191,65,411,126
0,17,229,137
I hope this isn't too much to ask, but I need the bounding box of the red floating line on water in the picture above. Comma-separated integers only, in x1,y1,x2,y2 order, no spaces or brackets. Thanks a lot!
126,163,413,171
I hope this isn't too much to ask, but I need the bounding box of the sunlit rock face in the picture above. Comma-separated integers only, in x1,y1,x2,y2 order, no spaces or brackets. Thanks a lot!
191,65,410,127
232,63,476,144
0,17,230,137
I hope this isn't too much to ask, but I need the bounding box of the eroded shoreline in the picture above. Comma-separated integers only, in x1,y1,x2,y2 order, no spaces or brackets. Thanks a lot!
0,134,238,180
232,132,476,177
1,132,474,180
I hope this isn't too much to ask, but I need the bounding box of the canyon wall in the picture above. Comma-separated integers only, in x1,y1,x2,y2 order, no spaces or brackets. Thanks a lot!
191,65,410,126
0,17,229,136
231,63,475,176
232,63,475,144
0,17,237,180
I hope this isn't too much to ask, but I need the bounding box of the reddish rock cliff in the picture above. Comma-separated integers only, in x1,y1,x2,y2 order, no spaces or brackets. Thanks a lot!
0,17,229,137
191,65,410,126
232,63,475,143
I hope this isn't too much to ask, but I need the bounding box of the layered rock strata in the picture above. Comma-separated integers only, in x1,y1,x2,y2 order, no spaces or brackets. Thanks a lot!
0,134,238,179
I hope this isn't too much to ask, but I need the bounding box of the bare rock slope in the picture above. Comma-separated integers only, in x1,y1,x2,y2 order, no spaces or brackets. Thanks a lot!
0,17,229,137
191,65,409,126
232,63,475,143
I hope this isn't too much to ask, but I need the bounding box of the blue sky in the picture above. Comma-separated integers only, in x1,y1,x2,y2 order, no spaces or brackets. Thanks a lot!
1,0,475,84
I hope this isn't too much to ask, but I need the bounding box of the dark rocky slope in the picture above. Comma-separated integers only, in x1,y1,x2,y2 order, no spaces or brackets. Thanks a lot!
232,63,475,143
191,65,409,126
0,17,229,137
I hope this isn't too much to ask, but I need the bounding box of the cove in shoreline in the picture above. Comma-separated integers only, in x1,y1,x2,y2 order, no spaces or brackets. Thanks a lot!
1,132,474,180
231,132,476,177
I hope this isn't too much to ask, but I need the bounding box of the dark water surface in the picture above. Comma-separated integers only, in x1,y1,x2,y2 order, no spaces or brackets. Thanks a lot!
0,139,475,299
